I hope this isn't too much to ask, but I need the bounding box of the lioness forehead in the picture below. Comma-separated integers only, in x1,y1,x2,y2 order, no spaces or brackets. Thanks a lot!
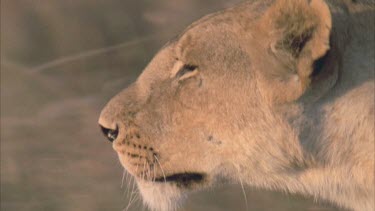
139,9,258,78
136,43,177,94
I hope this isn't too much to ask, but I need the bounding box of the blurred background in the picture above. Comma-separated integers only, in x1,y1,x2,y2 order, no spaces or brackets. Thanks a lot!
1,1,341,210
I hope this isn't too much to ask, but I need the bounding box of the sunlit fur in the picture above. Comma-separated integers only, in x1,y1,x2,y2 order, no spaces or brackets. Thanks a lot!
99,0,374,210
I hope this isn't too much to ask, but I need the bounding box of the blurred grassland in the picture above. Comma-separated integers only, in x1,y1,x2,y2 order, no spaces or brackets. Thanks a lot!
1,1,339,210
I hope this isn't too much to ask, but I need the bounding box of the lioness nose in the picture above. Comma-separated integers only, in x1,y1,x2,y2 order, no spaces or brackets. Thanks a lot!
99,84,138,143
99,124,118,142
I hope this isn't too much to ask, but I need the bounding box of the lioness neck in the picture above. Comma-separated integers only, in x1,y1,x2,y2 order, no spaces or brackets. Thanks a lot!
238,115,374,211
272,4,375,210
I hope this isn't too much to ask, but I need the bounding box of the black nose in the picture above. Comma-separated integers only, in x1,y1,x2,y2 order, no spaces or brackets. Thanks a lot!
99,125,118,142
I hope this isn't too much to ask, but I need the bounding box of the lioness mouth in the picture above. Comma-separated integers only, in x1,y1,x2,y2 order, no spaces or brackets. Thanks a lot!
154,173,204,186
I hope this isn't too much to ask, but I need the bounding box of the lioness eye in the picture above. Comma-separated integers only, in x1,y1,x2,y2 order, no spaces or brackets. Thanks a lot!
176,64,198,78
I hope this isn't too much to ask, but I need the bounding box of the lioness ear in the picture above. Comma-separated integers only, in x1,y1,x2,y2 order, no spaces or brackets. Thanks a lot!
257,0,332,103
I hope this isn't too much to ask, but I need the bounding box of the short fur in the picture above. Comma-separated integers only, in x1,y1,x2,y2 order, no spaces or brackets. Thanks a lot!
99,0,375,210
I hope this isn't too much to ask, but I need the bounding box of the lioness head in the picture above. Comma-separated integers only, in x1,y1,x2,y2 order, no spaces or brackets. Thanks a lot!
99,0,343,210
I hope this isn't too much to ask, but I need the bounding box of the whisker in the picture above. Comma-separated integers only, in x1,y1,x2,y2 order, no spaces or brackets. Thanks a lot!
154,155,166,183
235,164,249,211
125,171,130,188
121,169,126,189
123,171,132,197
126,164,139,208
239,175,249,211
126,178,136,211
125,173,133,199
128,180,140,211
125,191,139,211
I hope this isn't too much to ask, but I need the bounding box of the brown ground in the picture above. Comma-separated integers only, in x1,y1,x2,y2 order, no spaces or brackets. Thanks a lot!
1,1,340,210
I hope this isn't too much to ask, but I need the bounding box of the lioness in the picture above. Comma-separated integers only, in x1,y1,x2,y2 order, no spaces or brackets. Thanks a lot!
98,0,374,210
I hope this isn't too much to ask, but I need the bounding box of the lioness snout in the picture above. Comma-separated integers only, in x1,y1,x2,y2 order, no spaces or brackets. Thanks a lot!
99,124,118,142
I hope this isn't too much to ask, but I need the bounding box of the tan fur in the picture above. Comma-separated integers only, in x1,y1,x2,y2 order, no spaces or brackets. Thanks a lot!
99,0,375,210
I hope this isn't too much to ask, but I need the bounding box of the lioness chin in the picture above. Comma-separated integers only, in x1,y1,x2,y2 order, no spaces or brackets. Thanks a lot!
99,0,374,210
